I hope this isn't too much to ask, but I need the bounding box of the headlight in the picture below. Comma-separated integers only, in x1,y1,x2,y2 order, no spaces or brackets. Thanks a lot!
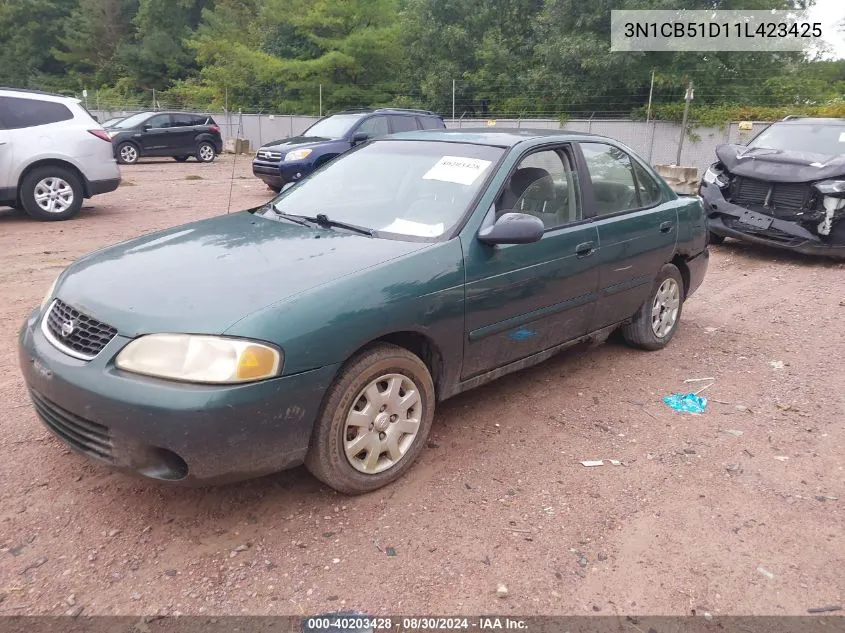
41,275,60,311
115,334,282,384
702,165,729,188
813,180,845,197
284,148,312,161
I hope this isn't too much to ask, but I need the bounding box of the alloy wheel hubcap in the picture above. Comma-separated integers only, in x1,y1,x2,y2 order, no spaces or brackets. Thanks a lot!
199,145,214,161
651,278,680,338
121,146,137,162
344,373,422,475
34,177,73,214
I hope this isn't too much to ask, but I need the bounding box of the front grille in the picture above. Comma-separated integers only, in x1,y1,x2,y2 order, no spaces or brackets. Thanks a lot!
257,150,283,161
44,299,117,360
730,176,811,211
29,389,113,462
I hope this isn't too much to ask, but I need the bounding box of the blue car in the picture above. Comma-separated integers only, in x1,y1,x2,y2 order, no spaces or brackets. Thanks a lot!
252,108,446,192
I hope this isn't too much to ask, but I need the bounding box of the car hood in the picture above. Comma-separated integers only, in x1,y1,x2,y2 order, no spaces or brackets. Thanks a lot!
260,136,340,151
716,144,845,183
55,211,428,337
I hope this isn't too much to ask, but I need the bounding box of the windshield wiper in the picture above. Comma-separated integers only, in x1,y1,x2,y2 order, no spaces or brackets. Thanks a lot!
261,204,316,228
299,213,375,237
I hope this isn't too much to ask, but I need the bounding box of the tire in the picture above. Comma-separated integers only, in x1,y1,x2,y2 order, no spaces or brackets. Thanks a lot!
196,141,216,163
709,231,726,245
269,185,282,194
19,166,83,221
305,343,435,495
117,142,140,165
621,263,685,351
174,156,190,163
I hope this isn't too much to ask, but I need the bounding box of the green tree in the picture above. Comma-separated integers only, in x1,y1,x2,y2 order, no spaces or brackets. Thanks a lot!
119,0,210,91
53,0,138,88
0,0,76,87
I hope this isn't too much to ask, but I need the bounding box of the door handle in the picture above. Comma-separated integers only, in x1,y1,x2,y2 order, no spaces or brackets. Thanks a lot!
660,221,674,233
576,241,596,258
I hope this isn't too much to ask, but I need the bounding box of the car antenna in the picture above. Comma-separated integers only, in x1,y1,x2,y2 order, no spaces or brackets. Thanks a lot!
226,109,244,214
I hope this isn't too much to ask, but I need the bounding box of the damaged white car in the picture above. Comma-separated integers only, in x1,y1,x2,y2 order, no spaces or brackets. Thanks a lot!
701,116,845,258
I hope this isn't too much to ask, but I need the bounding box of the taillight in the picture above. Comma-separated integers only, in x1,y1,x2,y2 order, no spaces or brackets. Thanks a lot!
209,125,220,134
88,129,111,142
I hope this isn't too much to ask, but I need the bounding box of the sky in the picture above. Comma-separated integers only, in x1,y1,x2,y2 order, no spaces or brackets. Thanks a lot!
806,0,845,59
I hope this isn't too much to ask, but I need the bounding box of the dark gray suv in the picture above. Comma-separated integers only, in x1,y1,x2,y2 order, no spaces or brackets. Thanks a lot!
106,111,223,165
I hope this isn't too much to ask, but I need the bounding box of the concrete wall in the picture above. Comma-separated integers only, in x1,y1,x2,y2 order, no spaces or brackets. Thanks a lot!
92,108,771,177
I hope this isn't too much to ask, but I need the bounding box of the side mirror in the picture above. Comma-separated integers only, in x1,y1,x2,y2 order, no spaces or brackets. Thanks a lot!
351,132,369,145
142,124,152,131
478,212,544,246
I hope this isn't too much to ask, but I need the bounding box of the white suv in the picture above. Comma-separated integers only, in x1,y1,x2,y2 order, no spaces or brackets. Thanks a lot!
0,88,121,221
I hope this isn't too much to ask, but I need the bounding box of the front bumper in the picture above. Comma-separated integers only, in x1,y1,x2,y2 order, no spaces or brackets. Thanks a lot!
701,182,845,259
18,307,339,485
252,159,313,189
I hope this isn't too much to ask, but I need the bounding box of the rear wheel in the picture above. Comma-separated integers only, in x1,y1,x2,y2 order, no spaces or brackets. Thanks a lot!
196,142,216,163
117,142,139,165
20,166,83,221
622,264,684,351
174,156,190,163
305,344,435,495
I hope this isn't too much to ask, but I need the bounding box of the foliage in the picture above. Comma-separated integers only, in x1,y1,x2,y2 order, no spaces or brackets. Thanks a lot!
0,0,842,123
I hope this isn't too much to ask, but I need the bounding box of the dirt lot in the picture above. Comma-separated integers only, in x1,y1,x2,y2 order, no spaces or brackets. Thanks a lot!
0,156,843,617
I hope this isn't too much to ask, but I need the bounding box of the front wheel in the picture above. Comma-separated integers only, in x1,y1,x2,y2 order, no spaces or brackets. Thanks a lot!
621,263,685,351
305,344,435,494
19,166,83,221
196,141,216,163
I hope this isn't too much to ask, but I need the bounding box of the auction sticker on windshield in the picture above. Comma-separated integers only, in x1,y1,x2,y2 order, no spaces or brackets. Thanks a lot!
424,156,492,186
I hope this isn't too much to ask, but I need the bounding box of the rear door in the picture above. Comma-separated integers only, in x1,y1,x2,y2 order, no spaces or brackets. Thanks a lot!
0,113,12,194
169,113,199,153
462,144,600,377
139,114,173,154
577,141,678,329
388,115,419,134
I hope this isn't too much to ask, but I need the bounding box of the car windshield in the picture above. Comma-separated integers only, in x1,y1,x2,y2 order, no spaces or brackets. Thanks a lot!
102,117,124,127
266,140,504,240
112,113,151,129
748,123,845,156
303,114,366,139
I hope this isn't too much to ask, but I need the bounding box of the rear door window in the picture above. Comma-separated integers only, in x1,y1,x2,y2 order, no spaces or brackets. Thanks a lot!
418,116,444,130
632,160,663,207
0,96,74,130
580,142,640,216
389,115,419,133
171,114,195,127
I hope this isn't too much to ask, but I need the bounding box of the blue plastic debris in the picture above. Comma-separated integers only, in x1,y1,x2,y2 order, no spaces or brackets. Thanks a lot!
663,393,708,414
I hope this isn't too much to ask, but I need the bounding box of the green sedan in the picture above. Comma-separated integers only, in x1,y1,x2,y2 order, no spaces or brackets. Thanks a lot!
19,129,709,493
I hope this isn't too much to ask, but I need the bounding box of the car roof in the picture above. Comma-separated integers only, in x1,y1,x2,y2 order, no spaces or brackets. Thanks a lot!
334,107,441,117
386,128,601,148
777,117,845,125
0,86,80,104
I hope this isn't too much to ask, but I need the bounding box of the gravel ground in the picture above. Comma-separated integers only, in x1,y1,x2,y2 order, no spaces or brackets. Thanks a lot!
0,156,843,617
